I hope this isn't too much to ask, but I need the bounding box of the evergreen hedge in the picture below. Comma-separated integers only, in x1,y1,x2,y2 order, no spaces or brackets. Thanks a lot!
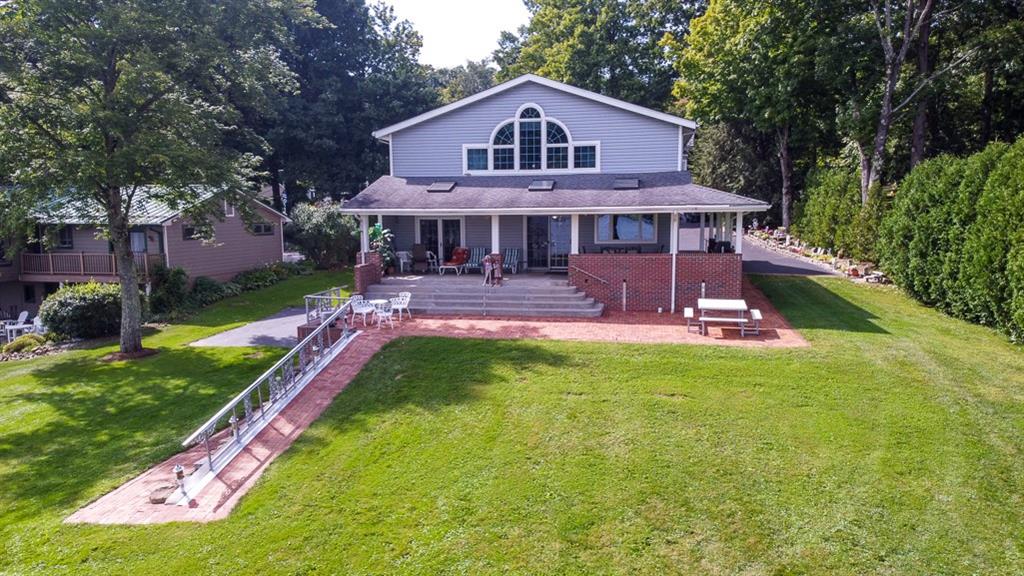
38,282,123,339
878,137,1024,340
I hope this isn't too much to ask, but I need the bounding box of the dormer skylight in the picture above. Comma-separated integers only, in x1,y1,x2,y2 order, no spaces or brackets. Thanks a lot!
528,180,555,191
426,181,456,192
613,178,640,190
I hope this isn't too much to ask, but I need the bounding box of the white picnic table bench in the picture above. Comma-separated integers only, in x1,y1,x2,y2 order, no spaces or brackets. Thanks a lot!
697,298,749,336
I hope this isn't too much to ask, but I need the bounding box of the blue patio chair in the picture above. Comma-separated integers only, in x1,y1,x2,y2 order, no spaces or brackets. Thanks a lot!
466,247,488,272
502,247,521,274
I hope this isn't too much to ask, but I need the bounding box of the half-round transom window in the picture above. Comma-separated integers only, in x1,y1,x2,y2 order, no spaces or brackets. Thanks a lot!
464,104,599,173
519,107,541,119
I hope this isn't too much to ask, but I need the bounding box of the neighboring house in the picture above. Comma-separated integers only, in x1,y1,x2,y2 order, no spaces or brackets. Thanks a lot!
0,191,289,317
342,74,769,312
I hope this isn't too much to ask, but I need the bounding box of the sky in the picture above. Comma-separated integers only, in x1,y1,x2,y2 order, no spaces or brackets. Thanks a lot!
381,0,531,69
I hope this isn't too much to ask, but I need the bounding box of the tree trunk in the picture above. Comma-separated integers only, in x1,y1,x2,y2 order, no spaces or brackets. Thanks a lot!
980,64,994,144
105,188,144,354
777,125,794,229
857,142,872,205
910,9,933,168
268,155,285,213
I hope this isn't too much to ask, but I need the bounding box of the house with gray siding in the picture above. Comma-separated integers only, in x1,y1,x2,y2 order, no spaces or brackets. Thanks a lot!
344,74,770,314
0,193,289,318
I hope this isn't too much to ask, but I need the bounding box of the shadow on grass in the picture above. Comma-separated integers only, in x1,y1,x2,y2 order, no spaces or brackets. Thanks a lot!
250,336,572,465
0,345,277,527
751,275,889,335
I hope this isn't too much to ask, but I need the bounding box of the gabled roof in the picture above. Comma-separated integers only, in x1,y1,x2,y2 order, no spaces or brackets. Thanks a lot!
371,74,697,140
342,172,769,215
38,187,290,225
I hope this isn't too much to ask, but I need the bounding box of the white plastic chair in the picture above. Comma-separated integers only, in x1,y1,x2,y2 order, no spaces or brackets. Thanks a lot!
348,295,376,327
391,292,412,320
4,311,31,342
373,299,395,329
426,251,439,274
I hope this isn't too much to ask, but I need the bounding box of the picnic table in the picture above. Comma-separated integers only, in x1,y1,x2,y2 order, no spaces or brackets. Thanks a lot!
697,298,749,336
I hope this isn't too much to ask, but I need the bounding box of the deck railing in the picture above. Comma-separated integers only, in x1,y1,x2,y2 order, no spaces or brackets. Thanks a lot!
174,299,357,504
304,287,348,324
20,252,164,277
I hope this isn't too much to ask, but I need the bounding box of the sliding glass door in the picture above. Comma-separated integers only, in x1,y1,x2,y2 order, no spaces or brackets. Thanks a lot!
526,215,572,270
418,217,462,261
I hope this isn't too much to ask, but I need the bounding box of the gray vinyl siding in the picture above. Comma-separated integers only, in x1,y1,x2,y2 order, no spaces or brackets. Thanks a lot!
391,82,686,177
385,216,415,252
464,216,491,249
499,215,523,251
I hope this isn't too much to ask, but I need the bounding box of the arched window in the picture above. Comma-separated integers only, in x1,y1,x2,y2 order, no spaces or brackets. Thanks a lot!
463,103,600,173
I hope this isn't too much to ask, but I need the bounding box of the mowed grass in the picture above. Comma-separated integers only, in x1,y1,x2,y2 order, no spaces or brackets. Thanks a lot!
2,275,1024,574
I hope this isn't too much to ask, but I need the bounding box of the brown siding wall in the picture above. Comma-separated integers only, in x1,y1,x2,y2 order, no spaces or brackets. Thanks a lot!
568,252,742,312
165,205,284,282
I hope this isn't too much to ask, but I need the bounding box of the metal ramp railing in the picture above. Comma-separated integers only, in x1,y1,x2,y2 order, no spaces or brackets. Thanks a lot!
171,298,357,505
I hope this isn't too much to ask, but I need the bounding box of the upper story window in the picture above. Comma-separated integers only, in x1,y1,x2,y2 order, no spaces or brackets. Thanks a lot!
463,103,600,174
56,226,73,249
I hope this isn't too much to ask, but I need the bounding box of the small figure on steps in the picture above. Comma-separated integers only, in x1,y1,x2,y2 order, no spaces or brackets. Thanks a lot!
491,254,503,287
482,253,494,286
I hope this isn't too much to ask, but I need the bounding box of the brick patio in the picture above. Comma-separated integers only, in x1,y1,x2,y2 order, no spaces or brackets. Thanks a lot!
66,278,805,525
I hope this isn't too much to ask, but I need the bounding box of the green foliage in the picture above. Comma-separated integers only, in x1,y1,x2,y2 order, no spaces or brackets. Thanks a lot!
38,282,122,339
287,200,359,268
794,164,861,252
494,0,699,109
433,59,495,104
960,137,1024,339
2,333,46,355
878,138,1024,340
149,265,189,315
188,277,230,308
368,223,395,271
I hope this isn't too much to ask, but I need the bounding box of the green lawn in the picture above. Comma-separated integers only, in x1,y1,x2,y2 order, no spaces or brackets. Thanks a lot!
2,276,1023,574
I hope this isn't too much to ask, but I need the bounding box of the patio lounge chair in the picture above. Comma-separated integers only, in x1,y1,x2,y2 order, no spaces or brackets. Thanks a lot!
411,244,430,273
466,247,488,272
439,247,469,276
502,247,521,274
4,311,33,343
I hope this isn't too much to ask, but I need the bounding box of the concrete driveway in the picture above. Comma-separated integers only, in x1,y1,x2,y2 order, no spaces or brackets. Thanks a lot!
190,307,306,348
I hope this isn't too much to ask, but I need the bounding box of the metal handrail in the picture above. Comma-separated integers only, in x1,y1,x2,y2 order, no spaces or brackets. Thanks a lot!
304,287,347,324
569,265,609,285
175,299,357,503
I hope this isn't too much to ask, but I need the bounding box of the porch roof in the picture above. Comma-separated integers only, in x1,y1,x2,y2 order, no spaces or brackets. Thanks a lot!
342,172,769,216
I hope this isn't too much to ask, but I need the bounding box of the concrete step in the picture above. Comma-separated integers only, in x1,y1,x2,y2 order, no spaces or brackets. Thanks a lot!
366,291,593,304
404,303,605,318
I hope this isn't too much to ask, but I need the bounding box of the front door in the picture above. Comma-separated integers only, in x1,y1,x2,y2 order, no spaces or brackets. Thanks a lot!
441,219,461,261
527,215,572,270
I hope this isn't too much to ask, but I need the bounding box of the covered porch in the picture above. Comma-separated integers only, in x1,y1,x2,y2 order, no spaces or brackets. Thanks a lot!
357,210,750,273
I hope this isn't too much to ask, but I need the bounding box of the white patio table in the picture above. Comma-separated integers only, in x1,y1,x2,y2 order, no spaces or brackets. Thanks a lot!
697,298,749,336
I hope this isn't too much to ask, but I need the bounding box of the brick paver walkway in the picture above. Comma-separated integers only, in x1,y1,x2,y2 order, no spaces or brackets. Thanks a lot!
66,279,805,525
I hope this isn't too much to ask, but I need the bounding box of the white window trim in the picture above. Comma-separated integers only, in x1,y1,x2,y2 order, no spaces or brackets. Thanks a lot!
462,102,601,175
223,199,235,217
414,216,467,256
593,213,659,245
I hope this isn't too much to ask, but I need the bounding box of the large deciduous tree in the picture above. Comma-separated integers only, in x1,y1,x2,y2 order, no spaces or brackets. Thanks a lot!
494,0,704,109
0,0,316,354
669,0,829,227
263,1,438,206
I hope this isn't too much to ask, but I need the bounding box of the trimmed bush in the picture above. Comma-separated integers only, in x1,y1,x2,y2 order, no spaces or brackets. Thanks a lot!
149,264,189,314
189,276,228,307
2,332,45,354
232,266,279,291
38,282,122,339
793,163,866,258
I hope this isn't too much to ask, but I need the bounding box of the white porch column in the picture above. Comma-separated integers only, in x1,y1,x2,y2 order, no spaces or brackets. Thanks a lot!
570,214,580,254
377,214,384,227
734,211,744,254
491,214,501,253
359,215,370,254
669,212,679,314
699,212,706,252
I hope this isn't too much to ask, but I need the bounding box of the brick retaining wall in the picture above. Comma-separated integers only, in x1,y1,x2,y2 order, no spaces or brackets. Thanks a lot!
568,252,742,312
354,251,382,295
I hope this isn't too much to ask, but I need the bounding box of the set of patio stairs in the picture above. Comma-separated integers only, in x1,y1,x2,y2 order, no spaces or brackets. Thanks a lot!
362,274,605,318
